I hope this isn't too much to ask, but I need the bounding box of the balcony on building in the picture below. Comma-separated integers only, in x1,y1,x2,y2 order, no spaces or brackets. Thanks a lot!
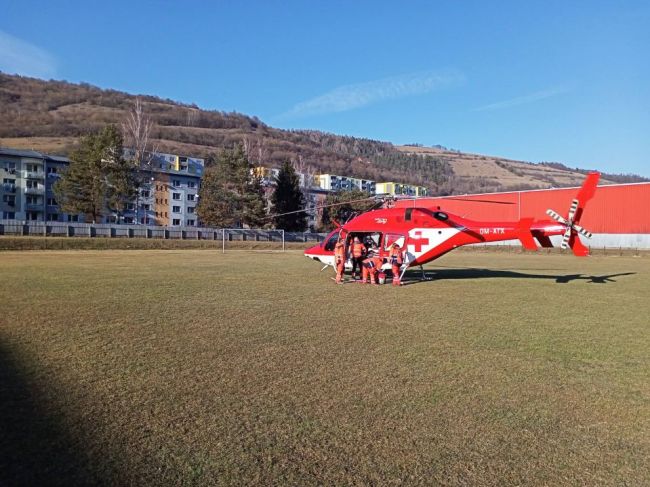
25,186,45,195
24,170,45,180
26,202,44,211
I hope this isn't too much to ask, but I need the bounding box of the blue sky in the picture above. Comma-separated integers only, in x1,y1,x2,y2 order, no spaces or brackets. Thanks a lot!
1,0,649,176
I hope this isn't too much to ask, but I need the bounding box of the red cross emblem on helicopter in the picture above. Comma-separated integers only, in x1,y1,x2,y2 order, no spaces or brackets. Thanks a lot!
410,231,430,253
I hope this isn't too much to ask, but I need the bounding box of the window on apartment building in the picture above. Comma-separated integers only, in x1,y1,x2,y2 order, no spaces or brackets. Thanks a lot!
26,196,39,205
172,218,180,225
172,206,181,213
26,180,39,188
67,215,79,222
164,199,168,204
4,162,16,171
141,190,150,198
47,197,57,206
164,212,168,217
47,166,58,175
188,181,196,188
172,193,181,200
186,219,195,226
3,178,15,185
126,203,134,210
187,207,195,214
2,195,15,205
3,184,15,193
2,211,15,219
143,204,150,211
187,194,195,201
47,213,59,221
27,212,40,221
173,180,181,187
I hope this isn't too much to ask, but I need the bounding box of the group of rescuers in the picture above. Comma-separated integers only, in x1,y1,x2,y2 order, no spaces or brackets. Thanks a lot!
333,235,404,286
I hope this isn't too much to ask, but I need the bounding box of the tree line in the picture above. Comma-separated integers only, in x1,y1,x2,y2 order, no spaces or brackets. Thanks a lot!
54,122,308,230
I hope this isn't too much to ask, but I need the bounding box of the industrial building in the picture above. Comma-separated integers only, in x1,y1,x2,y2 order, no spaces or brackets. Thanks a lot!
393,181,650,248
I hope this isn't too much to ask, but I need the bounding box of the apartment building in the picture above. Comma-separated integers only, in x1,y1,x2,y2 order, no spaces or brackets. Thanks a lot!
123,150,204,226
0,148,78,222
1,147,204,225
375,182,429,197
316,174,376,194
254,166,316,189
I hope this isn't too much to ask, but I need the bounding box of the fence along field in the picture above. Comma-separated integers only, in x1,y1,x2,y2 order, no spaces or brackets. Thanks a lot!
0,249,648,485
0,220,326,242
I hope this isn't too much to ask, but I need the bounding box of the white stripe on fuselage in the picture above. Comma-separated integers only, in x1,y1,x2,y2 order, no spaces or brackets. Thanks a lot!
305,253,336,268
406,227,460,263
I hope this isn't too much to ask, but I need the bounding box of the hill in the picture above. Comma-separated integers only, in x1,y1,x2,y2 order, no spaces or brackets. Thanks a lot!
1,73,645,193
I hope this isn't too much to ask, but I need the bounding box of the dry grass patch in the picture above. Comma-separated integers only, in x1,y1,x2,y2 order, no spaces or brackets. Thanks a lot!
0,250,648,485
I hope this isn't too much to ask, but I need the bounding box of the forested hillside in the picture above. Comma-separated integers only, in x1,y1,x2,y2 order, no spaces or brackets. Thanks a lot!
1,73,645,193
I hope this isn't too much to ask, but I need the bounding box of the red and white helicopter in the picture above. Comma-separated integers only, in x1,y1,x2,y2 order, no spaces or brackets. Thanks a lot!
303,172,600,282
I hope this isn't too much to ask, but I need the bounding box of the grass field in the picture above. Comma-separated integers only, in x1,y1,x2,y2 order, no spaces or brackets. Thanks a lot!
1,250,649,486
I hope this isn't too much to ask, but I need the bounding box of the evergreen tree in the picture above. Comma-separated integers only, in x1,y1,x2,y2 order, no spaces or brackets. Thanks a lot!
318,189,375,231
55,125,136,223
242,172,267,228
196,165,239,227
272,161,307,231
196,144,266,227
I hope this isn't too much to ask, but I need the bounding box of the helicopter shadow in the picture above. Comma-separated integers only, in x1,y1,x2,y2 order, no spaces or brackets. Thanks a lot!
401,268,636,285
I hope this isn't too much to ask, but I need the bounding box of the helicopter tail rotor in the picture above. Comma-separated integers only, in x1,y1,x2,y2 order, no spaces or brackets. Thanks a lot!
545,172,600,256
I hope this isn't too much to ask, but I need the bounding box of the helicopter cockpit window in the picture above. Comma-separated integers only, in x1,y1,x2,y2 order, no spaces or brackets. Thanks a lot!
433,211,449,221
323,231,340,251
384,234,405,250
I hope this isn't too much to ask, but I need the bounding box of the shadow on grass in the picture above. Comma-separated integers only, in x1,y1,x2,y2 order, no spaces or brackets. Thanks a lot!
0,340,118,486
401,268,636,286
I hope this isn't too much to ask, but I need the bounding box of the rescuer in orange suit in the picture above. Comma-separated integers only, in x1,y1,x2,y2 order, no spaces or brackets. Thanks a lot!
334,237,346,283
350,236,366,280
361,246,383,285
389,242,404,286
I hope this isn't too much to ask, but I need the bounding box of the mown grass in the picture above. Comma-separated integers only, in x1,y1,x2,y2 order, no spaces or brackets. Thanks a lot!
0,250,648,486
0,236,310,251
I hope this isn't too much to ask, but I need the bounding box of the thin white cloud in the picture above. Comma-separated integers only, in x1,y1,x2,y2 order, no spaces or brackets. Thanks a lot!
0,30,57,78
474,87,570,112
280,69,465,119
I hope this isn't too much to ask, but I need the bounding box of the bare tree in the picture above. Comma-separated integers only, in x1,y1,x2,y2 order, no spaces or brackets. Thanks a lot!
242,136,253,161
242,135,268,167
121,98,158,223
294,154,317,190
256,136,268,166
122,98,156,171
186,108,198,127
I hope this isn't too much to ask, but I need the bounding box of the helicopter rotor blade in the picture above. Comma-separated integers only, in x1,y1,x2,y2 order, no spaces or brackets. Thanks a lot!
567,199,579,223
560,226,572,249
572,224,592,239
546,209,567,225
263,196,377,220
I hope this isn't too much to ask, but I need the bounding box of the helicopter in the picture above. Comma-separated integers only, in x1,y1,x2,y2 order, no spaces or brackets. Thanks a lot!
302,172,601,282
